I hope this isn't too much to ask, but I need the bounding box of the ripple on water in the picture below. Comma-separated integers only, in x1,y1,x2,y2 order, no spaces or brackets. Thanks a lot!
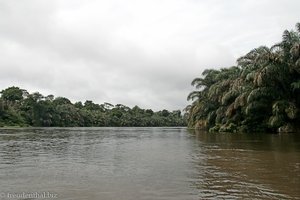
0,128,299,200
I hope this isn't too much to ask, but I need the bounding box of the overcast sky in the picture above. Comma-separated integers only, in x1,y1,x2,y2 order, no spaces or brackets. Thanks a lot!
0,0,299,110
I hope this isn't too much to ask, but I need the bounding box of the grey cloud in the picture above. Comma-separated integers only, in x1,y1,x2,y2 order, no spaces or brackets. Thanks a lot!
1,0,300,111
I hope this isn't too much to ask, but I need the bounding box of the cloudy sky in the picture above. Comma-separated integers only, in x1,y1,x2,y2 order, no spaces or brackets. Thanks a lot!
0,0,299,110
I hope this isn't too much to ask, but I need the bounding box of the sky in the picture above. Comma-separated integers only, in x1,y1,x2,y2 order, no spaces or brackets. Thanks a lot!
0,0,299,111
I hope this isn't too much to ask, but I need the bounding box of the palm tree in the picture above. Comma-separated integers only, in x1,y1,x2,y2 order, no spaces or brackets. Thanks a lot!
186,23,300,132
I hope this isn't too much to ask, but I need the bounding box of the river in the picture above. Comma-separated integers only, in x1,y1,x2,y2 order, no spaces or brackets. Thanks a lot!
0,127,299,199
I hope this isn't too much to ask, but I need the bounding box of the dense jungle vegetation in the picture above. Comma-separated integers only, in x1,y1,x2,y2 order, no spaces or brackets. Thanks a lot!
186,23,300,133
0,86,186,127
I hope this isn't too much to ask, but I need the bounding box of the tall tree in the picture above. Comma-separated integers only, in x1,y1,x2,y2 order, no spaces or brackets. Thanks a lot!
187,23,300,133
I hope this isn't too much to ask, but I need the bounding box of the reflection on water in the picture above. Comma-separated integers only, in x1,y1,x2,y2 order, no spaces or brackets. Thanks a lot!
189,130,300,199
0,128,299,200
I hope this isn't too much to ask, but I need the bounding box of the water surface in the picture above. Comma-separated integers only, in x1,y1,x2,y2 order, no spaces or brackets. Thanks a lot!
0,127,299,199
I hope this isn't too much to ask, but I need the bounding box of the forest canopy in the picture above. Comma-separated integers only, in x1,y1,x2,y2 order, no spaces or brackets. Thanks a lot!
0,86,186,127
186,23,300,133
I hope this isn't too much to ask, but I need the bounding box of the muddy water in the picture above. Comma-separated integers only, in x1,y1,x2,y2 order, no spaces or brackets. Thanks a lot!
0,127,299,199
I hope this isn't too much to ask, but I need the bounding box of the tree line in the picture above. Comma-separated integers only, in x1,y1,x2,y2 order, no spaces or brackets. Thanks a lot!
0,86,186,127
186,23,300,133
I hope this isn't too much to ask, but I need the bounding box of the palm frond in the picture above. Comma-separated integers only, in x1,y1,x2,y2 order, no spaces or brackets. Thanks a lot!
225,103,235,117
253,64,289,87
245,71,255,82
215,106,226,124
202,69,218,76
291,80,300,91
294,58,300,74
272,100,297,119
272,100,287,115
231,78,244,90
191,77,203,86
207,111,216,124
234,91,249,109
290,43,300,59
187,91,200,101
269,115,285,127
247,87,276,103
221,90,238,105
285,103,297,119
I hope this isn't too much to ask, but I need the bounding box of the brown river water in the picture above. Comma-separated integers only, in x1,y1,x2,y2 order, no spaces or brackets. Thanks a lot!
0,127,299,199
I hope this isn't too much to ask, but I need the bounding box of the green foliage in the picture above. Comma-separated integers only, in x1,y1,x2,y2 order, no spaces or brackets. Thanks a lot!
0,86,24,102
247,87,277,103
186,23,300,133
0,87,186,127
291,80,300,91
